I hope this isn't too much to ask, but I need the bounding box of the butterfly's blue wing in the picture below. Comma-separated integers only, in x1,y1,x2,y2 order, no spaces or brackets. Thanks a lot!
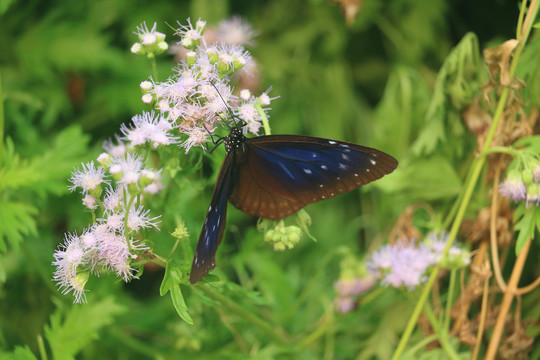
190,154,235,284
229,135,397,220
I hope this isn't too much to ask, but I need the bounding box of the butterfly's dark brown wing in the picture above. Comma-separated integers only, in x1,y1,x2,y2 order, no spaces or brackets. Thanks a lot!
229,135,397,220
189,154,235,284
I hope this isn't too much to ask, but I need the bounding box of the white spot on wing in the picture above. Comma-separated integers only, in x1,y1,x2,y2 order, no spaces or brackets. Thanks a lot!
341,154,349,160
321,165,328,170
370,159,377,165
328,141,337,145
304,168,312,174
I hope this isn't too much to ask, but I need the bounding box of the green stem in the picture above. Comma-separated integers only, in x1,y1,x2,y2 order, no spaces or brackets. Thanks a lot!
482,146,520,157
402,334,438,358
424,305,461,360
196,285,290,345
296,308,335,349
37,334,48,360
361,286,386,306
444,269,457,332
150,56,159,82
391,1,538,357
255,103,271,135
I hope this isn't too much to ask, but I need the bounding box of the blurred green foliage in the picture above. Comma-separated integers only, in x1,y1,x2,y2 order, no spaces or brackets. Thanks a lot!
1,0,539,359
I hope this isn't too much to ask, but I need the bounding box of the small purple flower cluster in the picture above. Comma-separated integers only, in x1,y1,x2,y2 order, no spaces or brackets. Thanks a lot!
366,232,469,291
499,168,540,207
334,277,376,313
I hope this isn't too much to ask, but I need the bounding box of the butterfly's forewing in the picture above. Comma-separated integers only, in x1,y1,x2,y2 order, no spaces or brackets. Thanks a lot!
229,135,397,220
189,154,235,284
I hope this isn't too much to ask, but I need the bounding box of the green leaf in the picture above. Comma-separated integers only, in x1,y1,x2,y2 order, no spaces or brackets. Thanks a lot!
376,156,462,200
0,345,38,360
44,297,126,360
170,283,194,325
0,200,38,252
160,260,193,324
411,32,483,157
513,205,540,254
0,126,90,195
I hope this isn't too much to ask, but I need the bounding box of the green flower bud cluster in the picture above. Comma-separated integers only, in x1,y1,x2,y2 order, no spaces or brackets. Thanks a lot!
258,219,302,251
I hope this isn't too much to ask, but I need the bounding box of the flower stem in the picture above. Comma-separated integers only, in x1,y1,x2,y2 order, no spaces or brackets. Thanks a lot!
443,269,457,332
255,103,271,135
485,237,532,359
423,305,461,360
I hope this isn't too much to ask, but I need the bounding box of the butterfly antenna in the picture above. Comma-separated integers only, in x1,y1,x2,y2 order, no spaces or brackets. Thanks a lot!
210,81,245,128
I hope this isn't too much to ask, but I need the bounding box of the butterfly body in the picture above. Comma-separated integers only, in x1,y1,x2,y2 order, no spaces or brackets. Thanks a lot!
189,126,397,284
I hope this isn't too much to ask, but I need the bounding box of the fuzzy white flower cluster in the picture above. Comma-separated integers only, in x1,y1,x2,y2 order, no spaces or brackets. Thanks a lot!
55,143,162,302
137,18,274,153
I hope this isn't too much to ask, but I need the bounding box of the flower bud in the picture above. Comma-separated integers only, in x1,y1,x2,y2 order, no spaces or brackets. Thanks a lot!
131,43,143,54
172,222,190,240
186,51,197,66
97,152,112,168
157,41,168,53
522,170,533,185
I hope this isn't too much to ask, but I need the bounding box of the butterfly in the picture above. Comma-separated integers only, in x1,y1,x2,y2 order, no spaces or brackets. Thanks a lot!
189,125,398,284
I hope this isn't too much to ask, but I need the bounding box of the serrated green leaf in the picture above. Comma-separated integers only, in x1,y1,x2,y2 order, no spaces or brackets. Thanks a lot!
514,206,539,254
170,283,193,325
0,345,38,360
411,32,483,157
0,126,90,195
0,200,38,252
44,297,126,360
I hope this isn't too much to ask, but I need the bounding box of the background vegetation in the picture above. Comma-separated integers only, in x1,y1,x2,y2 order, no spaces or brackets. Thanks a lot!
1,0,539,359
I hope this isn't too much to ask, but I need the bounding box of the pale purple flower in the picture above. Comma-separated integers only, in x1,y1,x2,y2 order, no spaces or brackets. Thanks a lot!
217,16,258,46
334,277,375,297
103,211,124,231
103,136,127,158
69,161,108,194
134,22,165,46
335,296,355,314
182,126,210,153
103,187,123,211
367,239,436,290
53,232,85,275
127,205,161,232
176,18,204,49
121,112,177,148
236,102,262,134
82,194,98,210
499,170,527,201
112,152,143,185
53,232,89,303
